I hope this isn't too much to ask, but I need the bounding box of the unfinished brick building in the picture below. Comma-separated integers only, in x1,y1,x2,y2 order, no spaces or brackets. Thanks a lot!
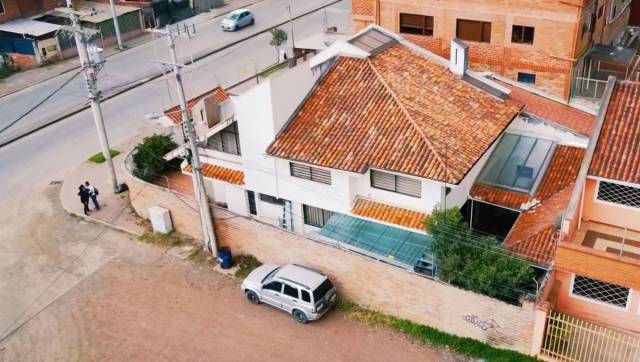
352,0,632,100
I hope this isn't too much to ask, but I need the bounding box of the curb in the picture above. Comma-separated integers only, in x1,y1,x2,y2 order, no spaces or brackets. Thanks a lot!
67,209,145,237
0,0,343,149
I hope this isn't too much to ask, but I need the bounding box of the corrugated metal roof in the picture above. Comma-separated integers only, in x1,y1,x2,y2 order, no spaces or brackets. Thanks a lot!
0,19,60,37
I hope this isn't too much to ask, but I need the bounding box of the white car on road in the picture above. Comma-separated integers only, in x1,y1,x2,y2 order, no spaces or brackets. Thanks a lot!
221,9,255,31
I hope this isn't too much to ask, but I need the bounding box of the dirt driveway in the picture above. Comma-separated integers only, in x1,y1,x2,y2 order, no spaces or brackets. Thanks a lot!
0,186,460,362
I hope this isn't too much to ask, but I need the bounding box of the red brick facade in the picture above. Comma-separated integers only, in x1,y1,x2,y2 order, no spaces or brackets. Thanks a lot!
0,0,61,23
351,0,619,100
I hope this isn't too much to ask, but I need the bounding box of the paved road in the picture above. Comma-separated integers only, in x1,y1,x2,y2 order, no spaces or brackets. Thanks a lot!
0,0,345,144
0,0,351,202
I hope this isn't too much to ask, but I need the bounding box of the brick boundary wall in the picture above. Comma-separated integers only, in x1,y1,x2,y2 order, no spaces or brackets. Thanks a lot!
124,165,539,354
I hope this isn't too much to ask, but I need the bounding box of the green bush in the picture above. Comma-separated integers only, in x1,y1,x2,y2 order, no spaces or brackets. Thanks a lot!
426,208,536,305
88,149,121,163
234,255,262,279
132,134,180,182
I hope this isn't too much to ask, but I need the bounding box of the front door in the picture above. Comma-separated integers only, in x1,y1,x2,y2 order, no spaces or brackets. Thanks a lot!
261,281,283,308
281,283,300,313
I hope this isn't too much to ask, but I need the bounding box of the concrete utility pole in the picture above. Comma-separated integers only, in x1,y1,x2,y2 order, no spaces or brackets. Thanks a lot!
149,25,218,256
287,2,296,66
61,0,119,193
108,0,124,50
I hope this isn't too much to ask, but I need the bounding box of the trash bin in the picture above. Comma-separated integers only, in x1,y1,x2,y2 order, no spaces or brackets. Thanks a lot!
218,248,233,269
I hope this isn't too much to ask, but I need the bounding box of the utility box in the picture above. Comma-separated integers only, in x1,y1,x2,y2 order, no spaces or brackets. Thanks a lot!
149,206,173,234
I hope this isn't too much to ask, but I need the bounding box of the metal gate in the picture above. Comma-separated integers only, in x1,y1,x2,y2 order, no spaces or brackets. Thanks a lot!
541,311,640,362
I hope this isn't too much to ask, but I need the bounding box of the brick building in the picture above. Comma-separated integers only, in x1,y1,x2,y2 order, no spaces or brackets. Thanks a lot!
0,0,60,24
351,0,634,100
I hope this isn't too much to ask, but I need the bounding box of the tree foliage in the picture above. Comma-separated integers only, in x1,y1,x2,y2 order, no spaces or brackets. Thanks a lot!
425,208,536,305
269,27,288,61
132,134,180,182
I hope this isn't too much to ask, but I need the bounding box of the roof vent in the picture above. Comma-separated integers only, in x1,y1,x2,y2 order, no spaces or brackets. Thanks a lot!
449,38,469,77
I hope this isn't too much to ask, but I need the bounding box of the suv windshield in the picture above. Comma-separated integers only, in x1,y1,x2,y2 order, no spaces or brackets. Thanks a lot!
312,279,334,303
261,266,281,283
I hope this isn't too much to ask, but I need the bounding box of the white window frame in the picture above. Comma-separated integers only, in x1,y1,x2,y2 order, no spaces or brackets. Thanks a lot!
593,178,640,212
569,274,631,311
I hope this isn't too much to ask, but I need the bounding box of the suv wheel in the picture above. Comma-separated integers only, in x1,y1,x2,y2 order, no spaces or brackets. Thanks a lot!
292,309,308,324
245,290,260,304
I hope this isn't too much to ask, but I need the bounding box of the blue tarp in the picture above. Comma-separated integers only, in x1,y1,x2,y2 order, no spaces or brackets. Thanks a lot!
0,37,35,55
320,214,432,267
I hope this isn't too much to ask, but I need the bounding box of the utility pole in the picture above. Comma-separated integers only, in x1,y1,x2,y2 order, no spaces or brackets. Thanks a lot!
108,0,124,50
286,2,296,66
149,25,218,256
60,0,119,193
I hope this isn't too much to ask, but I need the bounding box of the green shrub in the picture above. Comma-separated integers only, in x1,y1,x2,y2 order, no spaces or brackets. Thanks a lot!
426,208,536,305
88,149,121,163
234,255,262,279
132,134,180,182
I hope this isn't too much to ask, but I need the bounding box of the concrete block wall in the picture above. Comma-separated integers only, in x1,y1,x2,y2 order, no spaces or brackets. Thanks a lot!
127,172,539,355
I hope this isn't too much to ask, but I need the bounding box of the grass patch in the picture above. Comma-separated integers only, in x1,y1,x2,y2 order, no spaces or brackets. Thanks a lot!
336,298,539,362
189,247,218,266
139,231,184,248
234,255,262,279
88,149,121,163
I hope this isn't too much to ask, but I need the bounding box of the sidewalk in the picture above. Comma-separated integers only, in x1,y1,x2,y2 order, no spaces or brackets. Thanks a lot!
59,132,157,237
0,0,262,99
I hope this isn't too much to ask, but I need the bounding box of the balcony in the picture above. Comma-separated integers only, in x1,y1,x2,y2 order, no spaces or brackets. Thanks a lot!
572,221,640,261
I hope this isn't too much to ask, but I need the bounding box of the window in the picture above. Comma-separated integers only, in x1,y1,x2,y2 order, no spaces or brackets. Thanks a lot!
511,25,534,44
572,275,630,308
207,122,241,155
290,163,331,185
263,281,283,292
260,194,286,206
0,1,4,14
598,5,604,18
517,72,536,84
370,170,421,197
399,13,433,36
303,205,333,228
597,181,640,209
283,284,299,298
300,290,311,303
456,19,491,43
478,134,554,194
247,191,257,215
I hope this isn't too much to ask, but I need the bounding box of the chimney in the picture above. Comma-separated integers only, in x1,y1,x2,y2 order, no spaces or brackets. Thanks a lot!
449,38,469,77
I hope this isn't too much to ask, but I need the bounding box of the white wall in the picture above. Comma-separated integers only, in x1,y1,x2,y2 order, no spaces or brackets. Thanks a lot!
446,140,498,208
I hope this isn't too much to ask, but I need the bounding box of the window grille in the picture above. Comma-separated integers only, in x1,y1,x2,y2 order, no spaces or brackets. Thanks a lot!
371,170,421,198
290,163,331,185
597,181,640,209
303,205,333,228
572,275,630,308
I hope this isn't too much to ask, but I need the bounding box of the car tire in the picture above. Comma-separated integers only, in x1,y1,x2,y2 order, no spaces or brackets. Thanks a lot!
234,24,239,31
245,290,260,304
250,18,255,25
292,309,308,324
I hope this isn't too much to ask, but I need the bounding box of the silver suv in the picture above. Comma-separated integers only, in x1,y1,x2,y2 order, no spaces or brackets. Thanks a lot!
241,264,337,324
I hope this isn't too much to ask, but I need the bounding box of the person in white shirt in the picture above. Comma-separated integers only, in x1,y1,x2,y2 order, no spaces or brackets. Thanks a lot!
84,181,100,210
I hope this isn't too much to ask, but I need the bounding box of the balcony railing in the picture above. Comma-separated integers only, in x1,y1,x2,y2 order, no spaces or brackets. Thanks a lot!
572,77,608,100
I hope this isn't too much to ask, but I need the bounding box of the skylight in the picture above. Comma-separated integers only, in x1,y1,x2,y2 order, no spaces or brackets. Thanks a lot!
478,133,555,194
348,29,397,56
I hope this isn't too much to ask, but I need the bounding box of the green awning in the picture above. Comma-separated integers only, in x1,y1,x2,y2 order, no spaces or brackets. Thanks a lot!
320,214,432,267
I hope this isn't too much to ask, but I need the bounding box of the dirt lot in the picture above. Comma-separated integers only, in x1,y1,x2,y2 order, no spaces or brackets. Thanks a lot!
0,186,461,362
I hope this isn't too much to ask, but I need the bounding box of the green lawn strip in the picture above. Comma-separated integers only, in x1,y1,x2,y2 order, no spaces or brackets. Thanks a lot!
337,299,539,362
88,149,121,163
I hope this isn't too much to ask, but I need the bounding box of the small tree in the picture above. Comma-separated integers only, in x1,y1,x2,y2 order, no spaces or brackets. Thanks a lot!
425,208,536,305
132,134,180,182
269,27,288,62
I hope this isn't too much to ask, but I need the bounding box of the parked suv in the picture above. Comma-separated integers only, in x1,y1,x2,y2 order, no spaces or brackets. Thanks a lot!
241,264,337,324
221,9,255,31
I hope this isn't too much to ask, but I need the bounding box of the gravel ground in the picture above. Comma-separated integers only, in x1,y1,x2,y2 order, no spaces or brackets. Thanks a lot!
0,186,461,362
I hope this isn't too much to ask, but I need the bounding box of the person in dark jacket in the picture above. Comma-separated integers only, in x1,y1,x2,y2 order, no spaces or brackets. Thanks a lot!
78,185,90,216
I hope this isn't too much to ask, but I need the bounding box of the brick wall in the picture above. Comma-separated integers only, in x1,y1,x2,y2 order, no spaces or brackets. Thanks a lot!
0,0,60,23
126,171,539,354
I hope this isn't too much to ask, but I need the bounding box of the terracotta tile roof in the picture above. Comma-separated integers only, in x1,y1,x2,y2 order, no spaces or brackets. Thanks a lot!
351,198,428,231
165,87,230,125
589,81,640,184
505,187,574,265
498,81,596,136
471,145,585,210
184,163,244,185
267,44,522,184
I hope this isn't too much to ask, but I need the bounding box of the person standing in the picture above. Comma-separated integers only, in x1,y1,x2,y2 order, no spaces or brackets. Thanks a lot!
78,185,90,216
84,181,100,210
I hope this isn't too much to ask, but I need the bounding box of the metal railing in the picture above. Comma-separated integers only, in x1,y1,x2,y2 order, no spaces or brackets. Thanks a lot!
541,311,640,362
572,77,608,100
